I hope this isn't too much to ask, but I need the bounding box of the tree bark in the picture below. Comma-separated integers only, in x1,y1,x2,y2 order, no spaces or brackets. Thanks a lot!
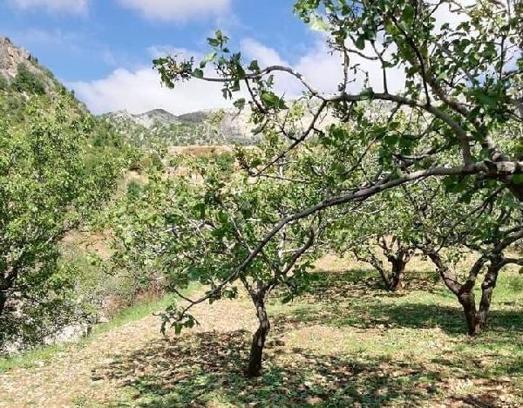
245,299,270,378
0,290,7,317
428,251,481,335
475,261,501,332
458,291,479,336
388,257,407,292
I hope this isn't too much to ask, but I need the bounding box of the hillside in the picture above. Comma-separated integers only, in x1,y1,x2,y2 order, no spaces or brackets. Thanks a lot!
0,36,72,98
0,36,135,353
101,107,258,147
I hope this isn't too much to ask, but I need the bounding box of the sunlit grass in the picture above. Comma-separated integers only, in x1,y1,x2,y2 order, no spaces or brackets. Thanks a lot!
99,264,523,407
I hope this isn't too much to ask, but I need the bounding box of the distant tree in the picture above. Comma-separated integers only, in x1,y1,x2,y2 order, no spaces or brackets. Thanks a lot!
332,187,422,292
0,93,123,346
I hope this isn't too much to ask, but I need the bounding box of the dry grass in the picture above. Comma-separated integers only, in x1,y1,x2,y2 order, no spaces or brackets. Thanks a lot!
1,255,522,407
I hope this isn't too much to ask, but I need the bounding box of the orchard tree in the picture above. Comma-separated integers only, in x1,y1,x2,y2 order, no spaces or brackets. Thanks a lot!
331,187,425,292
0,92,123,345
152,0,523,337
415,188,523,335
345,178,523,334
110,145,332,377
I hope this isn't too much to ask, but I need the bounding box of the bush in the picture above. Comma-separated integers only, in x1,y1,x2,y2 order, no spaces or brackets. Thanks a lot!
12,63,46,95
0,75,8,91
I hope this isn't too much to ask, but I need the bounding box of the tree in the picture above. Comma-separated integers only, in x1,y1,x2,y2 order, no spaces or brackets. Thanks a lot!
362,174,523,335
109,144,331,377
0,92,123,346
151,0,523,320
416,189,523,335
331,187,425,292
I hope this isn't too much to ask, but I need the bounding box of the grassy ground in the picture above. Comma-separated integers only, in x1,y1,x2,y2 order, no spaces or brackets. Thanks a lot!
1,257,522,407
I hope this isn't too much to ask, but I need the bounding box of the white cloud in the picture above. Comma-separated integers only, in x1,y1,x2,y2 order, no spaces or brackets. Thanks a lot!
8,0,89,14
71,36,407,116
117,0,231,22
239,38,341,96
241,38,404,97
295,42,343,94
70,66,235,115
240,38,289,68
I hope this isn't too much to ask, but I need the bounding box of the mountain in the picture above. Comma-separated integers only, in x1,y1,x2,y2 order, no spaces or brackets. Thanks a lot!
102,107,258,146
0,36,67,97
108,108,179,129
0,37,30,80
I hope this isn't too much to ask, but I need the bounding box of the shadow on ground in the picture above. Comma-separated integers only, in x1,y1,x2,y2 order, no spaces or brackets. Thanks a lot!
291,270,523,337
97,269,523,407
97,330,521,407
98,331,445,407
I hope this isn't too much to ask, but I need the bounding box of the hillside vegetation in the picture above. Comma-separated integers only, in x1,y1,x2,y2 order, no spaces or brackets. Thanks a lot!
0,37,165,352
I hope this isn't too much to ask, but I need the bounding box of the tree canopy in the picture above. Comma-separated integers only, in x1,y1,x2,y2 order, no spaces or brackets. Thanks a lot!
144,0,523,375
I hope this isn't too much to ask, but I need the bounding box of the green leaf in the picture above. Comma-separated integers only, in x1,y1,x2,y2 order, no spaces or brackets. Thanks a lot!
260,91,287,109
512,174,523,185
248,60,260,72
355,36,365,50
309,15,330,32
402,4,415,25
233,98,246,111
192,68,204,79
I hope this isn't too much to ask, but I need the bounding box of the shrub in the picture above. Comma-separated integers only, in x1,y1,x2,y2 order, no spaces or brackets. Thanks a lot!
12,63,46,95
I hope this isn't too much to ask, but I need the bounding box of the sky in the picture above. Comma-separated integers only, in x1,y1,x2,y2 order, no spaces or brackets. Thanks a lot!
0,0,345,114
0,0,462,115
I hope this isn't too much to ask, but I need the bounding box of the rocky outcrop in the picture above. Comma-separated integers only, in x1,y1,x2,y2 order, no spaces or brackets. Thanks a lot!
102,107,258,146
0,36,33,80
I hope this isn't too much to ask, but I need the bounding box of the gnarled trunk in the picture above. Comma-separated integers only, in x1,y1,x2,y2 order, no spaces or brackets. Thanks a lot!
457,264,502,336
429,251,482,336
245,299,270,378
475,261,501,333
388,257,407,292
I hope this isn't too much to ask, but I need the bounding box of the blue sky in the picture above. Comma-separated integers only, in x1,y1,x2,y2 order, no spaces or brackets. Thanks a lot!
1,0,343,114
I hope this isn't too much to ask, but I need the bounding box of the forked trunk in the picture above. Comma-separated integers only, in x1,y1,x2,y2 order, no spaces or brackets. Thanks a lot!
245,299,270,378
388,258,407,292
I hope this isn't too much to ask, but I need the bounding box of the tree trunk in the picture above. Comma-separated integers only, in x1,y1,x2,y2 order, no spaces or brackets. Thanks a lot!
475,262,501,332
245,299,270,378
388,258,407,292
458,291,479,336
